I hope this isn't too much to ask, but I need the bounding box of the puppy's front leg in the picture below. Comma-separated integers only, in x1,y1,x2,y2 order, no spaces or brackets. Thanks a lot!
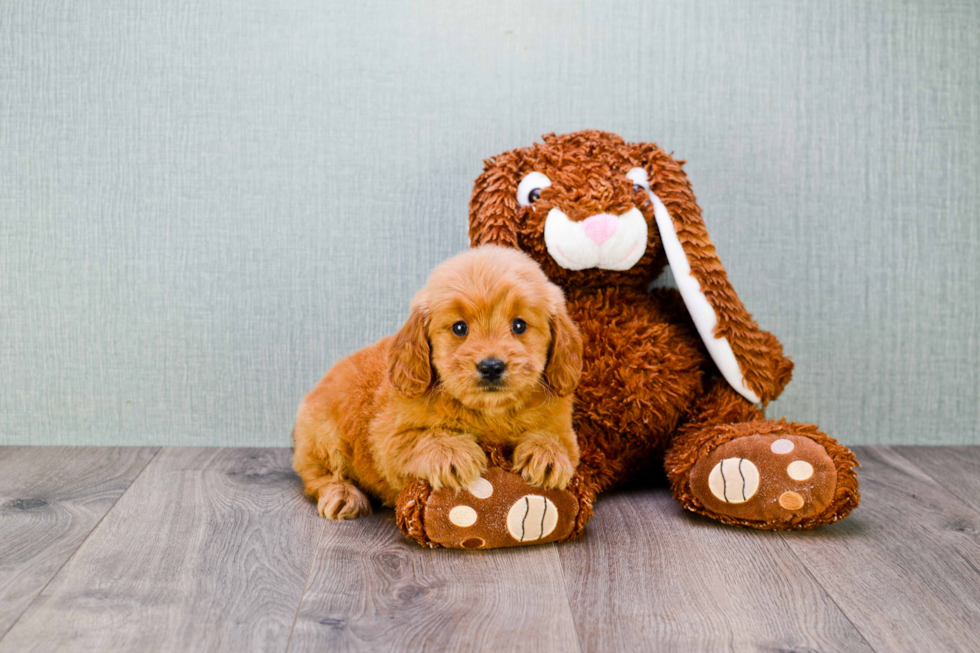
397,428,487,490
513,430,580,490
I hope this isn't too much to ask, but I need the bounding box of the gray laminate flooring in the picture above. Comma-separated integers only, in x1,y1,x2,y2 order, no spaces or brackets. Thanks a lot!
0,446,977,652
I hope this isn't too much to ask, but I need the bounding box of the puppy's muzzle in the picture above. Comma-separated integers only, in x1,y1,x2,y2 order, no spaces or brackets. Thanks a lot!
477,358,506,386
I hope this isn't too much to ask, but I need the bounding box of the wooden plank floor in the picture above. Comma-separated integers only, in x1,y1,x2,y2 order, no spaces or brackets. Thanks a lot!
0,446,978,652
0,448,158,636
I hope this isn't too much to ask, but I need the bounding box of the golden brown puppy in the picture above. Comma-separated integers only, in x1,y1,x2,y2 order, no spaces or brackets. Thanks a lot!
293,245,584,519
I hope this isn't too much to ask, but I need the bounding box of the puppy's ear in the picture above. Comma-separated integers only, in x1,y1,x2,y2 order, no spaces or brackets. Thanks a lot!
545,292,584,397
468,150,523,248
388,306,432,397
632,142,793,404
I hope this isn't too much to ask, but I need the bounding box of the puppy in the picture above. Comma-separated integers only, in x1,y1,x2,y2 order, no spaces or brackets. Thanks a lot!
293,245,584,519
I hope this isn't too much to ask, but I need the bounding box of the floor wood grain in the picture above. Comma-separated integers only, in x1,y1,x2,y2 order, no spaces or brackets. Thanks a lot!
0,448,323,653
289,510,580,653
894,446,980,515
0,447,157,638
779,446,980,652
557,488,874,652
1,446,979,652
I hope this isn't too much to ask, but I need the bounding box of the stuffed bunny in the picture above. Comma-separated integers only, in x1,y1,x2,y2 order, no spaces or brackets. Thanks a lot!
396,131,859,548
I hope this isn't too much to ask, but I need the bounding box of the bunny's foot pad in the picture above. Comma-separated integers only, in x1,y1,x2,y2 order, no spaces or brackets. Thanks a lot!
689,433,850,527
396,467,585,549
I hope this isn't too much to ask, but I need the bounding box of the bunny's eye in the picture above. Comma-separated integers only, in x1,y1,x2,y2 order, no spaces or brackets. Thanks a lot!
452,321,468,336
517,172,552,207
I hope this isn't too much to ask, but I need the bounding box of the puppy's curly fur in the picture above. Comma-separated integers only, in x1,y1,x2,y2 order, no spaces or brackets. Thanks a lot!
293,245,584,519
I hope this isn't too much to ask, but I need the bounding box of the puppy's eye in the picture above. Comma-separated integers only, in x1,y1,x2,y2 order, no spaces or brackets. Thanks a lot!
511,318,527,335
517,172,552,207
452,321,468,337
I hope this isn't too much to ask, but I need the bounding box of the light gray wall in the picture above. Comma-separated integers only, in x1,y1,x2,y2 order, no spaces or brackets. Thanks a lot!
1,0,978,446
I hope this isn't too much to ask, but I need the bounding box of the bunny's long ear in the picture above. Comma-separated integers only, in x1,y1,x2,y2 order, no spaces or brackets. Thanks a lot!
469,150,522,247
641,150,794,404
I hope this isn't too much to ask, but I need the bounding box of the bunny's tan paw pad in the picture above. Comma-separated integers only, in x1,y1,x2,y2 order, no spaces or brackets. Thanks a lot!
689,435,838,525
404,467,581,549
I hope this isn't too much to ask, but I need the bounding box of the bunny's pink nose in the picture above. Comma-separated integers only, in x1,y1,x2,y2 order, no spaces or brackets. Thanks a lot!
581,214,619,246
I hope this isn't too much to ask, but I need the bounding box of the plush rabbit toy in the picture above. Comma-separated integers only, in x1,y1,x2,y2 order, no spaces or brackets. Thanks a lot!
396,131,859,549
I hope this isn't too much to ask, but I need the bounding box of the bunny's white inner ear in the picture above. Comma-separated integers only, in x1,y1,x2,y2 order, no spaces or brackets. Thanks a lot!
649,191,761,404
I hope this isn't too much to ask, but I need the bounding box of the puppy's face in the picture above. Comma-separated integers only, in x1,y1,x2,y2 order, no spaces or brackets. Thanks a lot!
427,279,551,410
388,246,583,410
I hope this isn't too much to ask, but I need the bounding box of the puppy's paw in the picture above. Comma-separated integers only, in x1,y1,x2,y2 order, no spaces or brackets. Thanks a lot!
408,437,487,490
317,481,372,520
513,439,576,490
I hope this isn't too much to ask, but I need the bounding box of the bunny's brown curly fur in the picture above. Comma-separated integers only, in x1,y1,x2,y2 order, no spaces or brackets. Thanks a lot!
396,131,858,542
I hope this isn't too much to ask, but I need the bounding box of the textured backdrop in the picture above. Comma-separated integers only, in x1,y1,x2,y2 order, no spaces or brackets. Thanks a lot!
1,0,978,446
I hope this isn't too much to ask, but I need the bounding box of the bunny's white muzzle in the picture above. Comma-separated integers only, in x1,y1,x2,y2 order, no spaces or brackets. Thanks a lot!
543,207,648,271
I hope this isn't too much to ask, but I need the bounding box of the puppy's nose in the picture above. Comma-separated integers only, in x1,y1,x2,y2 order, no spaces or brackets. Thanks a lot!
477,358,506,382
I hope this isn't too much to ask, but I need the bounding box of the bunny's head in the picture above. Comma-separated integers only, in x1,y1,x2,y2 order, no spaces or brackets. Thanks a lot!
469,130,793,404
